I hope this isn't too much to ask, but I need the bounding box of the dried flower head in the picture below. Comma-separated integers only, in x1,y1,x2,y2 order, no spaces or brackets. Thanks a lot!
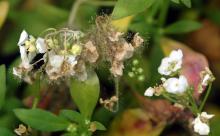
100,96,119,112
14,124,31,136
86,16,144,77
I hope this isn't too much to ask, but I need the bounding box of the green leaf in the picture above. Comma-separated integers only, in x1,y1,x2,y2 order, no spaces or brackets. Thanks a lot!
14,108,70,132
210,117,220,135
60,110,84,123
171,0,180,4
62,133,78,136
2,97,22,113
181,0,191,8
0,114,16,128
207,9,220,26
0,127,15,136
112,0,155,19
0,65,6,110
164,20,202,34
70,71,100,119
93,121,106,131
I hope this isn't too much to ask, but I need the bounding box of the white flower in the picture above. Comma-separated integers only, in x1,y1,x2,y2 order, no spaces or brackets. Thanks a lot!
66,55,77,66
19,45,32,69
201,67,215,87
163,75,188,94
144,87,155,97
18,30,29,46
17,30,38,69
158,49,183,76
46,52,64,76
201,112,214,119
193,120,210,135
36,38,47,53
192,112,214,135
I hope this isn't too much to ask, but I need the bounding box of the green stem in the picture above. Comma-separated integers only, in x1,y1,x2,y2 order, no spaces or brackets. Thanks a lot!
113,77,120,112
68,0,85,27
32,98,39,109
158,0,169,27
162,93,177,103
199,84,212,112
186,89,199,113
163,93,197,115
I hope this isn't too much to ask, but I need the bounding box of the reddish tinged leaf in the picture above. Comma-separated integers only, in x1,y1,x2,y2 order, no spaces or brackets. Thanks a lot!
161,38,209,99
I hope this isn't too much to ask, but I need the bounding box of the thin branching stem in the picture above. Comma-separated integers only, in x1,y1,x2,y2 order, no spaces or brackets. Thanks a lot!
68,0,85,28
113,77,120,112
199,84,212,112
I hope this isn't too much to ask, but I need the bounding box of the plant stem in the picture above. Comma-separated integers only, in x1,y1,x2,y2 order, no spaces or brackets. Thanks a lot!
113,77,120,112
158,0,169,27
186,88,199,113
199,84,212,112
68,0,85,28
162,93,177,103
32,98,39,109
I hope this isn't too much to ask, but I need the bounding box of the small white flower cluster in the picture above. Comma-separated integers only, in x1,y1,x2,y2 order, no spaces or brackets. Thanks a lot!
13,30,47,83
192,112,214,135
145,49,188,96
13,29,96,83
144,49,215,135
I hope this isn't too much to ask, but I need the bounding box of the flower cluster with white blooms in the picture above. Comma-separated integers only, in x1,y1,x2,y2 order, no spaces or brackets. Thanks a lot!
13,29,86,83
192,112,214,135
144,49,215,135
13,17,144,83
145,49,188,96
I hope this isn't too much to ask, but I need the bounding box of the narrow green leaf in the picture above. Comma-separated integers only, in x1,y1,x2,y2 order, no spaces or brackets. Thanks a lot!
70,71,100,119
181,0,191,8
164,20,202,34
0,127,15,136
60,110,84,123
93,121,106,131
0,65,6,109
112,0,155,19
14,108,70,132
